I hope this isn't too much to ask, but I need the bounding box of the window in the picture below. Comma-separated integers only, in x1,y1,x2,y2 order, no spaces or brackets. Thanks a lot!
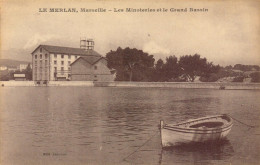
68,67,71,71
94,66,97,70
68,55,71,59
61,55,64,58
45,60,47,66
54,54,57,58
68,61,71,65
45,54,47,58
40,54,42,59
54,60,57,65
61,67,64,75
94,75,97,78
40,48,42,52
54,67,57,72
61,61,64,65
75,56,77,59
35,55,37,59
35,61,37,66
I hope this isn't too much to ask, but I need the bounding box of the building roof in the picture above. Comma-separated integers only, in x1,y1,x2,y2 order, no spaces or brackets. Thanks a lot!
70,56,106,66
32,45,102,57
81,56,104,65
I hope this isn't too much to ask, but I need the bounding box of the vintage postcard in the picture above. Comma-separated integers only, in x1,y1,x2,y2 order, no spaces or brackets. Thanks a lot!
1,0,259,165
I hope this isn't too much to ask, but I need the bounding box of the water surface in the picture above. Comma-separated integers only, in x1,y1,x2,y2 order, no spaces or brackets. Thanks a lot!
1,87,260,165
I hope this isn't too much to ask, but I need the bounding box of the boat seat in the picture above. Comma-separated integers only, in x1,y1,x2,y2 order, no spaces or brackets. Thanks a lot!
189,122,224,128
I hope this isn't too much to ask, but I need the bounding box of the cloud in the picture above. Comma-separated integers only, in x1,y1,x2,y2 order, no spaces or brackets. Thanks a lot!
143,41,170,55
23,33,58,50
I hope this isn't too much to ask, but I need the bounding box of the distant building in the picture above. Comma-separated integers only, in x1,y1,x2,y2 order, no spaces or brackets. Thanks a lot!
14,74,26,81
8,66,17,72
19,64,28,71
31,39,114,81
0,66,7,71
70,56,114,81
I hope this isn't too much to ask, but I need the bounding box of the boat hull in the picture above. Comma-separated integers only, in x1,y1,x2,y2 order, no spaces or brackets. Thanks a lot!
160,115,233,148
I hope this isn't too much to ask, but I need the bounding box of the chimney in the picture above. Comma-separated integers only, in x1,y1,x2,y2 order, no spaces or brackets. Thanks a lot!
80,38,94,50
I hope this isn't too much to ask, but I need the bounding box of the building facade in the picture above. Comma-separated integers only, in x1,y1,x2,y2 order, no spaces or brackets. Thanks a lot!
31,42,114,81
14,74,26,81
70,56,114,81
0,66,7,71
19,64,29,71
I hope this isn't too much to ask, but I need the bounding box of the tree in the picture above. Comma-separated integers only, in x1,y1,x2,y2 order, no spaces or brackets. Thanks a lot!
163,56,180,81
178,54,220,82
153,59,165,81
232,76,245,82
225,65,233,70
233,64,259,71
155,59,164,71
106,47,155,81
178,54,208,82
25,64,32,80
250,72,260,82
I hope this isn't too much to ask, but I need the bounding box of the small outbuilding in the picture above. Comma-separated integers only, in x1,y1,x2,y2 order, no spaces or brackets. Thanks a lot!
70,56,114,81
13,74,26,81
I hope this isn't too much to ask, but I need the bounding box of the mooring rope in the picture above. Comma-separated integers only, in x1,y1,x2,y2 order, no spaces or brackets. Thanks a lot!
122,115,259,162
230,116,259,128
122,131,159,162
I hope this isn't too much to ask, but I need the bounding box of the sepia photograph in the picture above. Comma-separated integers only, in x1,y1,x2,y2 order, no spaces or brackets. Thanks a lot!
0,0,260,164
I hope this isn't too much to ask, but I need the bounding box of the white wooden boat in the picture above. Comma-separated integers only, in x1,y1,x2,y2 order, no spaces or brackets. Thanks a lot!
160,114,233,148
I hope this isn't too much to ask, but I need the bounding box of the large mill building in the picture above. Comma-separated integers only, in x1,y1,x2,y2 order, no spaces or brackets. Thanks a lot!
31,39,114,82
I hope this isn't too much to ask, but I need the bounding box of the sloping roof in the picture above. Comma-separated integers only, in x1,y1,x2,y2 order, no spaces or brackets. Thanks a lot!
81,56,104,65
70,56,106,66
32,45,102,56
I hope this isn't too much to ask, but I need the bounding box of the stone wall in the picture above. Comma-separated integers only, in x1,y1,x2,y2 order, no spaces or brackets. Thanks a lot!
1,81,259,89
94,81,260,90
0,81,94,87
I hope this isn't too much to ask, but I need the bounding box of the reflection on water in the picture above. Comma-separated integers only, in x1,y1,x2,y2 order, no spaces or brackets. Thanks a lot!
159,139,234,165
1,87,260,165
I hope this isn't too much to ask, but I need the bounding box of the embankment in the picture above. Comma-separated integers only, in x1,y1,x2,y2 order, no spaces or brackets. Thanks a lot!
94,81,260,90
1,81,260,90
0,81,35,87
0,81,94,87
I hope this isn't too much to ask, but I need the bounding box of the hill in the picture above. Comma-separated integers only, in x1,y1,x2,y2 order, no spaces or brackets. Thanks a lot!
0,59,31,67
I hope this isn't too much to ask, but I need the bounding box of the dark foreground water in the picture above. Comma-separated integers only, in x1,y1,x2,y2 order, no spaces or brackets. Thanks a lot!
1,87,260,165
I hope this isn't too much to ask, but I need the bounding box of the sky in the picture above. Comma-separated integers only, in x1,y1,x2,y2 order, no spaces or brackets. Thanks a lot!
1,0,259,66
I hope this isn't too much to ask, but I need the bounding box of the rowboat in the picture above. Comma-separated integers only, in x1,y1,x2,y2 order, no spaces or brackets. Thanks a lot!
160,114,233,148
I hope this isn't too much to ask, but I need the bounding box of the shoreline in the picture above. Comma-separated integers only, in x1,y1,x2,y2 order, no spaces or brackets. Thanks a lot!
1,81,260,90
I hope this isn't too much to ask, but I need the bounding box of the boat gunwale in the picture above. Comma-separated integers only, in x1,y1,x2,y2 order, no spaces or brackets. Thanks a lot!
163,114,233,131
163,124,233,134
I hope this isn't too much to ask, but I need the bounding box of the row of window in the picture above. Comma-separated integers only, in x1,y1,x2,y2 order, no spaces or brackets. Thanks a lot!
34,60,48,66
54,67,71,72
53,61,71,65
35,54,48,59
34,61,97,71
34,67,48,72
53,54,77,59
34,60,72,66
35,66,71,71
35,54,78,60
35,67,70,71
